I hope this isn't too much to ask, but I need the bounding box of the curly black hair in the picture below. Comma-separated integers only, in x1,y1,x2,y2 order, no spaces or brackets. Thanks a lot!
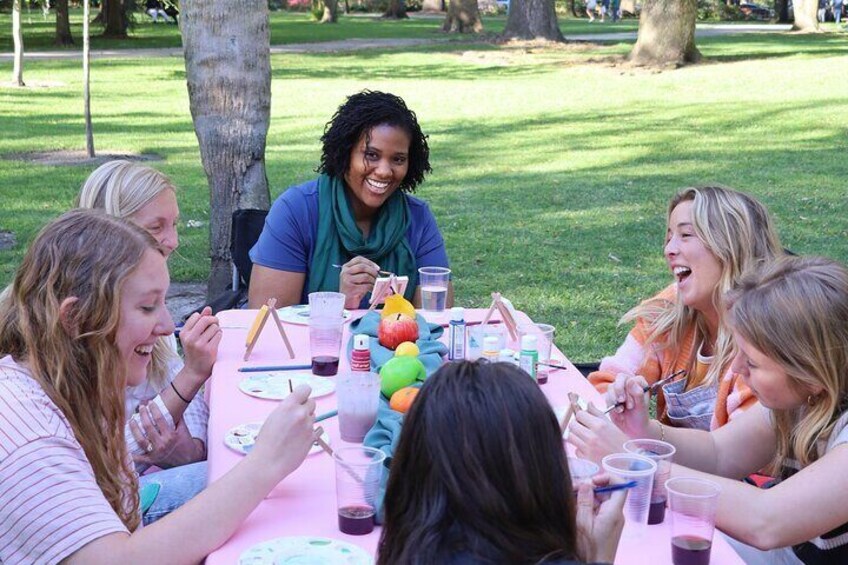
317,91,431,193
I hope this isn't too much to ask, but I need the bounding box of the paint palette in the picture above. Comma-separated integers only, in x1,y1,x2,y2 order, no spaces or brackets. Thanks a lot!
238,372,336,401
277,304,352,326
239,536,373,565
224,422,330,456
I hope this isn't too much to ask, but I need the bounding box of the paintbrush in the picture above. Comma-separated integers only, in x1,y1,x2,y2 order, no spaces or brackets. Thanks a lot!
238,364,313,373
603,369,687,415
593,480,637,494
332,263,392,276
314,409,338,423
314,426,364,484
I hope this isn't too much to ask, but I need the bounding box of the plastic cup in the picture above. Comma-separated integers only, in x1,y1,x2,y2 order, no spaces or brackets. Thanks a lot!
624,439,676,525
308,291,346,376
418,267,450,312
518,323,555,384
467,324,506,360
337,371,381,443
568,457,600,489
601,453,657,526
334,446,386,536
666,477,721,565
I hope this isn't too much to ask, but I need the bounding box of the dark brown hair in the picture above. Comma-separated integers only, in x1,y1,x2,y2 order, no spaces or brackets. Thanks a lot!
377,361,581,564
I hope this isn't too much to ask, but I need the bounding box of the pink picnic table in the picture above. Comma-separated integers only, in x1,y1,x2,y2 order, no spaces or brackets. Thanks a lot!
205,308,743,564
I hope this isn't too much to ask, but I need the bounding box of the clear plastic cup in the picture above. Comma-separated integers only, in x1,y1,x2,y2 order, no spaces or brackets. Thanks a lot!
308,291,345,320
467,324,505,360
418,267,450,312
666,477,721,565
334,446,386,536
518,323,555,384
309,317,343,376
601,453,657,526
568,457,600,489
337,371,381,443
624,439,676,525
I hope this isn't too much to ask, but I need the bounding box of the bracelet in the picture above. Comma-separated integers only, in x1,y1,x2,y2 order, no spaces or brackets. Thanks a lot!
170,381,190,404
656,420,665,442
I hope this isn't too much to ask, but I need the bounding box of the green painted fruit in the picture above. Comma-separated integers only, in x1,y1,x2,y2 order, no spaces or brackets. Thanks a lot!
380,356,426,397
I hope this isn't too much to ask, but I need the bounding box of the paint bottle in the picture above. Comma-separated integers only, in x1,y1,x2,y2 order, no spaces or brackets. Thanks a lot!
519,335,539,382
448,307,466,361
482,336,500,362
498,348,517,366
350,334,371,372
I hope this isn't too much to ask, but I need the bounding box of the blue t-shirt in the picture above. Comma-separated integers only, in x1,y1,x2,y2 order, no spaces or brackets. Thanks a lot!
250,179,450,306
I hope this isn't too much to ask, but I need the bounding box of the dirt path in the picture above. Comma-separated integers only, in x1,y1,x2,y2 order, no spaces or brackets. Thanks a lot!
0,24,794,62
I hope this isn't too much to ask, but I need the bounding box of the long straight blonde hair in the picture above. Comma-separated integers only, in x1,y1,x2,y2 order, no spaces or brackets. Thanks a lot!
623,186,783,389
77,160,177,389
0,210,163,530
727,256,848,471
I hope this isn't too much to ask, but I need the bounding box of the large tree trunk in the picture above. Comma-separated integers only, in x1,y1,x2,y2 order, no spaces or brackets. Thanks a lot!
502,0,563,41
321,0,339,22
628,0,700,67
55,0,75,46
442,0,483,32
83,0,95,158
791,0,819,30
181,0,272,299
383,0,409,18
102,0,128,38
12,0,24,86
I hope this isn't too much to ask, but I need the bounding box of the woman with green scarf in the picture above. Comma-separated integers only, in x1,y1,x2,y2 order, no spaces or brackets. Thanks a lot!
248,91,452,310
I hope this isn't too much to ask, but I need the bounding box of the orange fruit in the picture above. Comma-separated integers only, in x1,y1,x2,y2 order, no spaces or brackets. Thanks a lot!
390,386,420,414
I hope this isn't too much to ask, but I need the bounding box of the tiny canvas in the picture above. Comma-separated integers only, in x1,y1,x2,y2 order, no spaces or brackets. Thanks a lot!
369,275,409,306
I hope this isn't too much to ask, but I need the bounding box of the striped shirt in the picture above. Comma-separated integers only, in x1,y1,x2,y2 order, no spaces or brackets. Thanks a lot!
125,334,209,473
0,356,127,564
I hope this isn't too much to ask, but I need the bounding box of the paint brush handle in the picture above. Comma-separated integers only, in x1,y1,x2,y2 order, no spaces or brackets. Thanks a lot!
593,480,637,494
314,409,338,423
238,365,313,372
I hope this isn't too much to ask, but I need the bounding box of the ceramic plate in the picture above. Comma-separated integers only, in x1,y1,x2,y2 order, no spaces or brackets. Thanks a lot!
224,422,329,456
239,536,372,565
277,304,352,326
238,372,336,401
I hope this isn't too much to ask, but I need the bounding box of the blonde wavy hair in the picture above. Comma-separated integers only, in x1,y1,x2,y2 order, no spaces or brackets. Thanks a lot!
727,256,848,472
623,186,783,390
77,160,177,389
0,209,163,530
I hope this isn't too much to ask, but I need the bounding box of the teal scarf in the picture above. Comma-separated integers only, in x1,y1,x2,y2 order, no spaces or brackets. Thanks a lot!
308,174,417,302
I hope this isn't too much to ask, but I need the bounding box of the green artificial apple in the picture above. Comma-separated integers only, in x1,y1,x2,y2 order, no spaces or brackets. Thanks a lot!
380,355,427,397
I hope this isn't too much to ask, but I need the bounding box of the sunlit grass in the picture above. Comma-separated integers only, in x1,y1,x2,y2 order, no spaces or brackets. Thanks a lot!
0,32,846,363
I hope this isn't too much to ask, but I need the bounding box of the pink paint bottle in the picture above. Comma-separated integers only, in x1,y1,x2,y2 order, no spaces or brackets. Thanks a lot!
350,334,371,372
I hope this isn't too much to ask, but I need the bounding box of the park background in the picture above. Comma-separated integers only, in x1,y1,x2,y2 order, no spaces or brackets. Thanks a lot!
0,4,846,365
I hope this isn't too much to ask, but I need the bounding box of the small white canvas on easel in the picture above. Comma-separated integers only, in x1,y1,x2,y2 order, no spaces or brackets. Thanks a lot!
480,292,519,342
244,298,295,361
368,274,409,311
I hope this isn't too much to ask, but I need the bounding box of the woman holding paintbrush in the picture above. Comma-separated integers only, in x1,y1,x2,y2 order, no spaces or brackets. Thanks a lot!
248,90,453,310
584,186,783,441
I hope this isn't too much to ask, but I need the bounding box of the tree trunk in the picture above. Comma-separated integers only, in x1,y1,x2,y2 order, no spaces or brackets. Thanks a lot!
502,0,563,41
628,0,700,67
791,0,819,30
384,0,409,18
55,0,75,46
321,0,339,22
102,0,128,38
83,0,95,158
775,0,791,22
569,0,580,17
181,0,272,299
442,0,483,32
12,0,24,86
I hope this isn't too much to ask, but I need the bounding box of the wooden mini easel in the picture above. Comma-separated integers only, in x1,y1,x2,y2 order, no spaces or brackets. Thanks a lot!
480,292,519,342
244,298,295,361
367,273,408,312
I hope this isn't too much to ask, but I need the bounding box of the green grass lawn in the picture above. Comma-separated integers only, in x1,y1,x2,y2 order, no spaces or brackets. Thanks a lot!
0,31,846,364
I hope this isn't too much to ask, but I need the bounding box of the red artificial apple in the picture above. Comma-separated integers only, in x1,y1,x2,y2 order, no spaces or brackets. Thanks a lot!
378,313,419,350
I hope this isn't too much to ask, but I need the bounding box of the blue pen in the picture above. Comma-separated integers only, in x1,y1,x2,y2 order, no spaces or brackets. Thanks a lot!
238,365,313,372
593,480,638,494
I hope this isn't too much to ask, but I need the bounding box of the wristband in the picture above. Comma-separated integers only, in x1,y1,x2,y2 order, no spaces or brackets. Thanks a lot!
171,381,190,404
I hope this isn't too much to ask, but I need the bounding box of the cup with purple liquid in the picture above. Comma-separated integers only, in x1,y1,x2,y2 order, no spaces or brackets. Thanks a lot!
624,438,676,525
333,446,386,536
308,292,345,376
666,477,720,565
